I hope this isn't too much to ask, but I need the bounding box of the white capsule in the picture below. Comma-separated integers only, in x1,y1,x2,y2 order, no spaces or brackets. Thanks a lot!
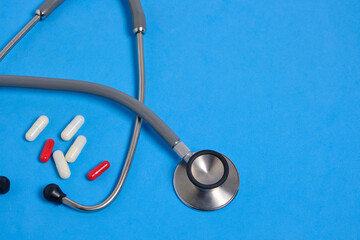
25,115,49,141
65,135,87,163
53,150,71,179
61,115,85,141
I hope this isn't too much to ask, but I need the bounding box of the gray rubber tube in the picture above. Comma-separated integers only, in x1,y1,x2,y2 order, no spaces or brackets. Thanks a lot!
127,0,146,31
37,0,66,18
0,75,180,147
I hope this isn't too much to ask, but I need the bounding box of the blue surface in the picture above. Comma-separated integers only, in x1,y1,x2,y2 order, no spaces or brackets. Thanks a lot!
0,0,359,239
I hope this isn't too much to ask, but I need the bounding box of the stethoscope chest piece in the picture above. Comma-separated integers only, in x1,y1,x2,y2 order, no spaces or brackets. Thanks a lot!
173,150,240,211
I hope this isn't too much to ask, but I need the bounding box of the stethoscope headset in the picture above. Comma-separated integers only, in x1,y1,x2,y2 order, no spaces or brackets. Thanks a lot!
0,0,240,212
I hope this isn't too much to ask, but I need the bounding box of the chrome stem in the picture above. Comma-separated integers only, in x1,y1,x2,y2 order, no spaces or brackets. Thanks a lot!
0,15,41,61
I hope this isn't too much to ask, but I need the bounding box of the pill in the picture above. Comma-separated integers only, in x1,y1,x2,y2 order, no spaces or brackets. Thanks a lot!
87,161,110,181
61,115,85,141
65,135,87,163
53,150,71,179
25,115,49,141
40,139,55,163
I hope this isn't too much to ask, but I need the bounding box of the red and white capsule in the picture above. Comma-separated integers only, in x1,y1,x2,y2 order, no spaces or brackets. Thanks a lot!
40,139,55,163
87,161,110,181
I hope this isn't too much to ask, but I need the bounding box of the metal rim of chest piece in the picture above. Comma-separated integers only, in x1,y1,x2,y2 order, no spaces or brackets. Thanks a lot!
173,150,240,211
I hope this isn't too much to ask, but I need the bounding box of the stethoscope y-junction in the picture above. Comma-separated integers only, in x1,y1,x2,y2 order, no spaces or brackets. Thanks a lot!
0,0,239,211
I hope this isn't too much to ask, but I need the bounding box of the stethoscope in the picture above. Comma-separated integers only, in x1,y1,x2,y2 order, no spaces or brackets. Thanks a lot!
0,0,239,211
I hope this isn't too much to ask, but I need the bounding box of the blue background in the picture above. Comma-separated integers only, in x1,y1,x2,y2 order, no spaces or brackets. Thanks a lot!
0,0,359,239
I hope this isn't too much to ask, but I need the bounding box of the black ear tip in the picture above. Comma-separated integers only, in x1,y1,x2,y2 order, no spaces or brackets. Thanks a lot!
43,184,66,205
0,176,10,194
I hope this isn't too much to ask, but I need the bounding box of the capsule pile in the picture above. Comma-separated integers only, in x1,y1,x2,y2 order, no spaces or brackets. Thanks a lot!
25,115,110,181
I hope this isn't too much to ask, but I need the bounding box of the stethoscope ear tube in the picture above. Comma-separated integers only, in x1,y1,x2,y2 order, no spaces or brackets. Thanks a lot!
127,0,146,33
36,0,66,19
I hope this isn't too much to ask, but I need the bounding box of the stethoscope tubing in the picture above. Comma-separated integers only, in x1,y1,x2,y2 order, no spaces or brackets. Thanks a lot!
0,72,180,148
0,0,184,212
0,33,183,211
